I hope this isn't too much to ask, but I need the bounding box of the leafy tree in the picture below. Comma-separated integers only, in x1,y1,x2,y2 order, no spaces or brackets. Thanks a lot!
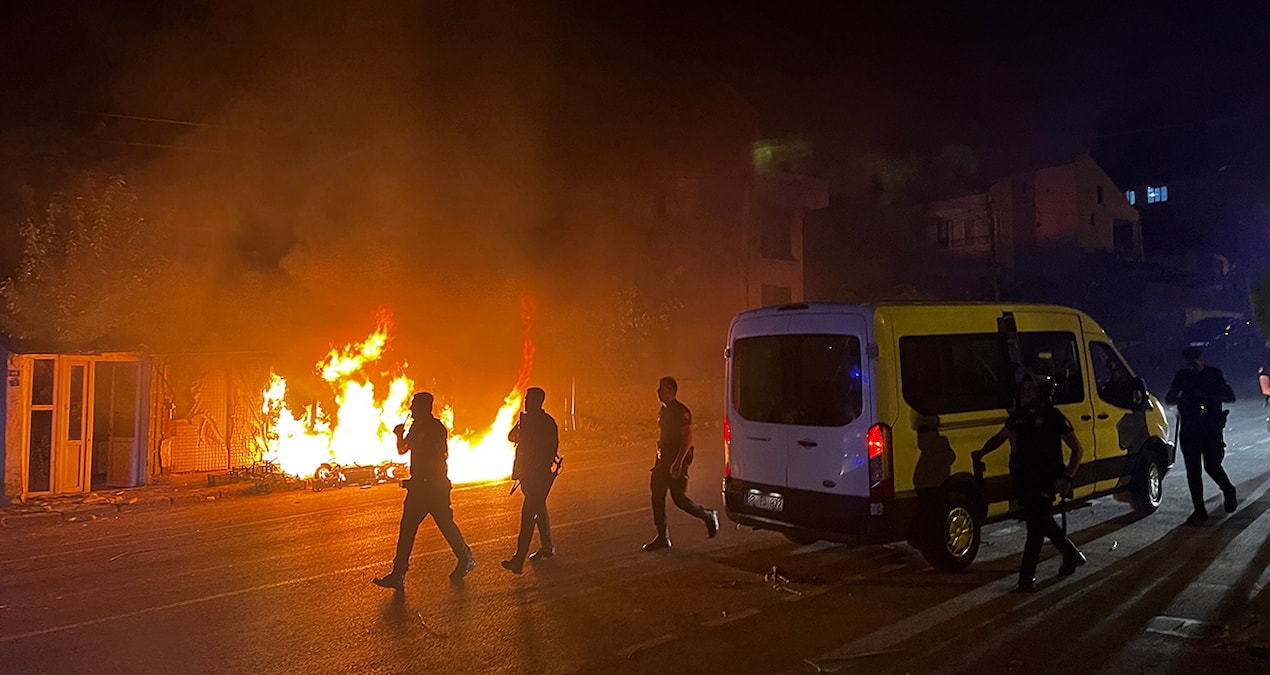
0,174,166,349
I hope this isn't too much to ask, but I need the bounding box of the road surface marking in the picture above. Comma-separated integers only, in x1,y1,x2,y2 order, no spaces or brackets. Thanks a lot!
0,506,648,643
792,486,1270,672
0,457,652,566
1145,615,1219,639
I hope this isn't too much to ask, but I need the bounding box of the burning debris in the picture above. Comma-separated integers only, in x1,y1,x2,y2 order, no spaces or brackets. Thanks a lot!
209,459,308,493
311,461,407,492
255,311,534,486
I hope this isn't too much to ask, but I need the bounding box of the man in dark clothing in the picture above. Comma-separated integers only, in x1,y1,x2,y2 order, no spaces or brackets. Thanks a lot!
374,392,475,589
1164,346,1237,525
643,376,719,551
502,387,560,574
973,374,1086,592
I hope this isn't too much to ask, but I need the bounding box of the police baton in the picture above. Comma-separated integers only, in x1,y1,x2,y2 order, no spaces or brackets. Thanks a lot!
1172,409,1180,448
1058,474,1075,536
1060,493,1068,537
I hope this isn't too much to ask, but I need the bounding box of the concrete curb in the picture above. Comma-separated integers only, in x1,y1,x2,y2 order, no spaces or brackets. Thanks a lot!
0,511,64,528
0,481,268,527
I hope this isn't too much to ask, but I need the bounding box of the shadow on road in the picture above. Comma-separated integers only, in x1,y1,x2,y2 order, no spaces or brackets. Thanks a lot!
379,589,408,632
858,466,1270,674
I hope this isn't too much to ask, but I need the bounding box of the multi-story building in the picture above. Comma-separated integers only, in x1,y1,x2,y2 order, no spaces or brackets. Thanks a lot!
927,153,1140,293
749,138,829,307
637,136,827,380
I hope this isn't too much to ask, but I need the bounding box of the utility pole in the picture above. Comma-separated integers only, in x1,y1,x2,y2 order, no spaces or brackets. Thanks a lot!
986,193,1001,301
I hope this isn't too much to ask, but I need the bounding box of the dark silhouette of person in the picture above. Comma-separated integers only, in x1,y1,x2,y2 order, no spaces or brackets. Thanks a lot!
643,376,719,551
374,392,475,589
973,374,1086,592
502,387,560,574
1164,346,1237,525
913,420,956,491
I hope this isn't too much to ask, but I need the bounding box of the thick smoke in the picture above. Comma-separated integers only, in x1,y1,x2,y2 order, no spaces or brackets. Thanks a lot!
3,2,735,420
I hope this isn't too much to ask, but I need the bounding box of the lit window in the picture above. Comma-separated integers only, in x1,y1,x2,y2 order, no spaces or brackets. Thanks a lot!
1147,185,1169,204
1125,190,1135,205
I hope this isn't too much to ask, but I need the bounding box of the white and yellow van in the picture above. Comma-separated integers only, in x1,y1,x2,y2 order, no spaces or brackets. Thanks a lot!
722,302,1173,570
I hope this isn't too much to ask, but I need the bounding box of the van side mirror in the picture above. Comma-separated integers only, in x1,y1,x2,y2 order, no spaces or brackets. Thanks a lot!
1131,376,1149,411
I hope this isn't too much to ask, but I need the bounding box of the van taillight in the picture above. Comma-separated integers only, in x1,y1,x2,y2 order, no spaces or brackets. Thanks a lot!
867,423,893,499
723,416,731,477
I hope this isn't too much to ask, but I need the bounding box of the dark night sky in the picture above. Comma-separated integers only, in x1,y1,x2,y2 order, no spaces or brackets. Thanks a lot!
557,2,1270,179
3,2,1267,180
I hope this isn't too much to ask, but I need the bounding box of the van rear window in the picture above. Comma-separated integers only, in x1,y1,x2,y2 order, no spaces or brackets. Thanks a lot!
731,334,863,427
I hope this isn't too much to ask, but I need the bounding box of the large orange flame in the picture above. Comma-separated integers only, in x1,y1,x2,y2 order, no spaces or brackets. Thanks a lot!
259,307,534,484
445,298,535,483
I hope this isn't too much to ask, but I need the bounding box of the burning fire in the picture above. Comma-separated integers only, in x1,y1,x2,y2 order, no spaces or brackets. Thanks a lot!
260,308,534,484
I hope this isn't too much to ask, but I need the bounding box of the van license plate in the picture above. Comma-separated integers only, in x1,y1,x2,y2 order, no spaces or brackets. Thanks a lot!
745,490,784,512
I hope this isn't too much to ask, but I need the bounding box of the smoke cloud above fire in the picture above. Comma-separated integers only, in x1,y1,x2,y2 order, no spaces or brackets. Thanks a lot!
2,2,783,420
56,3,639,412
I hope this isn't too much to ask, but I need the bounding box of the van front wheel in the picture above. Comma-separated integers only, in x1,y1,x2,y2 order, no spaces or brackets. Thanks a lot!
1130,452,1164,516
918,491,982,572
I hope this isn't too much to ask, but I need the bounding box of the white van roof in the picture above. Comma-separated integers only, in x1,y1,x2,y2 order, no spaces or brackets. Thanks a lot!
733,302,1112,339
733,302,875,321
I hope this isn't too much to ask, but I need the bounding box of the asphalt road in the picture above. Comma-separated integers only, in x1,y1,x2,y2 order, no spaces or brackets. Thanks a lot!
4,401,1270,674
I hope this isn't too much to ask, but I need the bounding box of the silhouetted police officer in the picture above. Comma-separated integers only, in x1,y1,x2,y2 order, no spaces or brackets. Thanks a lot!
643,376,719,551
374,392,475,589
973,374,1086,592
1165,346,1237,525
502,387,560,574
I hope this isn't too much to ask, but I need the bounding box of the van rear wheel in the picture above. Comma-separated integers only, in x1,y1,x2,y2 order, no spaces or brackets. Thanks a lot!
1130,452,1164,515
918,490,982,572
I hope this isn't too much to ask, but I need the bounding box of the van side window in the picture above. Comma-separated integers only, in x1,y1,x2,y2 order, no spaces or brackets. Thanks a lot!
732,334,863,427
899,333,1012,415
1017,331,1085,405
1090,341,1137,409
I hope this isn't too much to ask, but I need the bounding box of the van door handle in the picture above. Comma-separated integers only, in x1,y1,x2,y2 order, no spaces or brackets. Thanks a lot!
747,436,772,441
797,439,818,447
1096,413,1109,420
1080,415,1092,421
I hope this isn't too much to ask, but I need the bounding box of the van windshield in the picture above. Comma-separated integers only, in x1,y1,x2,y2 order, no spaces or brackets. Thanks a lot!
732,334,863,427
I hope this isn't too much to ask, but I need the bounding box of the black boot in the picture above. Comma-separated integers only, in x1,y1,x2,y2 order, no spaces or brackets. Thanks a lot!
501,556,525,575
450,547,475,581
1058,548,1087,576
373,570,405,590
642,535,672,551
